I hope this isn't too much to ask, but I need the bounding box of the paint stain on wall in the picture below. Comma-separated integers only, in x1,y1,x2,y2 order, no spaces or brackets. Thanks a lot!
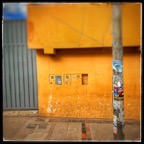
47,94,53,113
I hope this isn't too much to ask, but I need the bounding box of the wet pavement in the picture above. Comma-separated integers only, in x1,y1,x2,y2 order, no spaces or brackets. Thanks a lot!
3,116,141,142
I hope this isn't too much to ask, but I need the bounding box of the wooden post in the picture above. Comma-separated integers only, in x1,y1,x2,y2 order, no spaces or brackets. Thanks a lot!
112,3,125,140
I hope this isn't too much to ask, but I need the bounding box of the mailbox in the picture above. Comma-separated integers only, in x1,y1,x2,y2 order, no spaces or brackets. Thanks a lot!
71,74,81,85
55,75,62,85
49,74,55,84
64,74,71,85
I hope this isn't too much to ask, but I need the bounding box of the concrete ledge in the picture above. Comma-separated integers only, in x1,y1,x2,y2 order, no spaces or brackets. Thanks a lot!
3,110,38,117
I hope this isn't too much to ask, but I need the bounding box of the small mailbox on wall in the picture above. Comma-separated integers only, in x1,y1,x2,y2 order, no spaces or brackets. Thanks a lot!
55,75,62,85
49,74,55,84
71,74,82,85
82,74,88,85
64,74,71,85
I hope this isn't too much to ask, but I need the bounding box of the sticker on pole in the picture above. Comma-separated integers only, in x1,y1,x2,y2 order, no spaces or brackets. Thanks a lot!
112,60,122,73
113,75,123,87
113,100,124,110
113,86,124,100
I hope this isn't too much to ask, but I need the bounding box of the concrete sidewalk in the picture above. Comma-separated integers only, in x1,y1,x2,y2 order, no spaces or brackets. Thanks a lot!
3,116,141,142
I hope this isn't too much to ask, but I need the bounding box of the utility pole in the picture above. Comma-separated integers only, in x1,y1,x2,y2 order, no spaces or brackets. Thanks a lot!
112,3,125,140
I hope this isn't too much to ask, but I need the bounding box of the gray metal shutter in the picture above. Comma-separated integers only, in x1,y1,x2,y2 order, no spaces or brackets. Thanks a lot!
3,20,38,110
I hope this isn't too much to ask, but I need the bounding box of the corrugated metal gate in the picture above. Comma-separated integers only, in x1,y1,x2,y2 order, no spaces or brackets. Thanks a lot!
3,20,38,110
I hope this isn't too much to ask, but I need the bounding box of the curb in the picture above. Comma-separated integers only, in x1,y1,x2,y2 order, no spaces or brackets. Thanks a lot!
3,110,38,117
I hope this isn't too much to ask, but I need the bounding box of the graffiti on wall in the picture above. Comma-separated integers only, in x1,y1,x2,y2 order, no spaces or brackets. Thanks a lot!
113,100,124,133
112,60,124,134
112,60,124,100
113,60,122,73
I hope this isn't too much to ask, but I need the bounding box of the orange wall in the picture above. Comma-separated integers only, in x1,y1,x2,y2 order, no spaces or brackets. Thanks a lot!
36,48,140,119
123,49,140,120
27,3,141,120
27,4,141,54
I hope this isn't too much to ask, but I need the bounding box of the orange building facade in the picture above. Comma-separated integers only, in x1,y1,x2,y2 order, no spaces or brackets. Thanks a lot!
27,3,141,120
